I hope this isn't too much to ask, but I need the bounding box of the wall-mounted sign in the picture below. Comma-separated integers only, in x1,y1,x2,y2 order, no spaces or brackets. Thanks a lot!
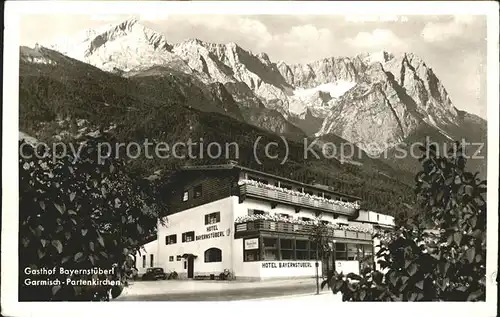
244,238,259,250
261,262,313,269
195,231,225,241
206,225,218,232
195,225,230,241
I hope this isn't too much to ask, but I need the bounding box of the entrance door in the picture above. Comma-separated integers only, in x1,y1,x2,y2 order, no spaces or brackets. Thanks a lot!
187,257,194,278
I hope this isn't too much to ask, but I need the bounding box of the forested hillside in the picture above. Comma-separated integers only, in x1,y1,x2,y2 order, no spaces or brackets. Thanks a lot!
21,47,420,218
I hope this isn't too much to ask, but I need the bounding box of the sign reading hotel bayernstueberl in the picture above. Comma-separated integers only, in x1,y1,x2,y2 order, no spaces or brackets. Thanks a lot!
195,224,226,241
261,262,313,268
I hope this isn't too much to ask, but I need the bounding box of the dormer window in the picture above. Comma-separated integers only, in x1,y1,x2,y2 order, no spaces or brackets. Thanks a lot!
249,209,266,216
194,184,203,198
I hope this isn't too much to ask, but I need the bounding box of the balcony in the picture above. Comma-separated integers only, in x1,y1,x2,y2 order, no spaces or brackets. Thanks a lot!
239,182,358,216
234,219,373,241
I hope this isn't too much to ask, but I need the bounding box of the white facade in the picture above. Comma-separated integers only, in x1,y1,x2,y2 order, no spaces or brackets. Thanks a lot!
136,240,158,275
135,166,393,280
136,196,332,280
156,197,235,278
355,210,395,228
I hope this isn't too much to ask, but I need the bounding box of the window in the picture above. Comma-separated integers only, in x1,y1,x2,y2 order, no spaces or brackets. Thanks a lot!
182,231,195,243
194,185,203,198
205,212,221,225
248,209,266,216
360,244,374,269
279,213,290,219
244,250,260,262
304,189,314,195
204,248,222,263
335,243,346,251
263,237,278,248
182,191,189,202
165,234,177,245
321,220,330,225
169,256,174,262
263,237,278,260
347,243,358,260
324,194,332,200
184,261,187,269
335,242,347,260
176,255,182,261
296,240,309,260
280,239,294,260
142,255,146,268
301,217,312,222
150,254,154,267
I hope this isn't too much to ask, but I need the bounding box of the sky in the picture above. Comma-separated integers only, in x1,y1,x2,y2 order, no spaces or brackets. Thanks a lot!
20,14,487,118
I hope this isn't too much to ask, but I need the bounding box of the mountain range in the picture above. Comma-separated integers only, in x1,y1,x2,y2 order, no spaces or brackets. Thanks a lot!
18,18,488,218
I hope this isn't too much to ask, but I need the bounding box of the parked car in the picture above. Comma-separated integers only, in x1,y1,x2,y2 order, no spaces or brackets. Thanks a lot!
142,267,168,281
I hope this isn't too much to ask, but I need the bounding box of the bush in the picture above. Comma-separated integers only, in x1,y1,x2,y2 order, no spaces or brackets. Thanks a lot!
19,134,167,301
323,141,487,301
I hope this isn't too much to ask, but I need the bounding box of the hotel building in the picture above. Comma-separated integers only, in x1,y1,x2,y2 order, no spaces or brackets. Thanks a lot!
136,163,394,280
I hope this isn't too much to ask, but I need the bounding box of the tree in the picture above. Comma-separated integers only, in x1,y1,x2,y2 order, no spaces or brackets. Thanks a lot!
323,141,487,301
19,133,167,301
309,217,333,275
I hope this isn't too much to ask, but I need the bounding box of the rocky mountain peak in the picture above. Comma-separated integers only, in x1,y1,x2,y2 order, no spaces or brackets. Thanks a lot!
357,50,395,65
42,18,479,156
48,18,183,72
121,16,140,28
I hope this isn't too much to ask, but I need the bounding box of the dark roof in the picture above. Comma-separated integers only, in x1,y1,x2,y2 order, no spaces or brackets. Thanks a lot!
180,163,361,201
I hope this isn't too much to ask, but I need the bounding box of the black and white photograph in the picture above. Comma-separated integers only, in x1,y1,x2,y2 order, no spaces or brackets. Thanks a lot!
2,1,498,316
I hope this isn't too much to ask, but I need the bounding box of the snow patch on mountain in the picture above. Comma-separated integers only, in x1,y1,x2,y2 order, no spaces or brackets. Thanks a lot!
293,81,356,99
288,80,356,117
425,115,453,140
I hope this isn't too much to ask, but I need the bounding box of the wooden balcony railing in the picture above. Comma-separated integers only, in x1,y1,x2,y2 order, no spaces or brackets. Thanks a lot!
239,183,357,216
234,219,372,241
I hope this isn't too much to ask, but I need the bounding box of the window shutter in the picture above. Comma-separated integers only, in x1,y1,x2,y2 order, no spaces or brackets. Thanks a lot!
205,214,209,225
216,212,220,222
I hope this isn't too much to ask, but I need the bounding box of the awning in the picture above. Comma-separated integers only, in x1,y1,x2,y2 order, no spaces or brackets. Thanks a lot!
181,253,198,259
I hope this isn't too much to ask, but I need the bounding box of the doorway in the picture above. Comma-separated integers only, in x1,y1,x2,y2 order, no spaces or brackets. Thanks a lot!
187,257,194,278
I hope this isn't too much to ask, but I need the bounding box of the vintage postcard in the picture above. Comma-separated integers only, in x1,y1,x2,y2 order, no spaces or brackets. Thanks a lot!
2,1,498,317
